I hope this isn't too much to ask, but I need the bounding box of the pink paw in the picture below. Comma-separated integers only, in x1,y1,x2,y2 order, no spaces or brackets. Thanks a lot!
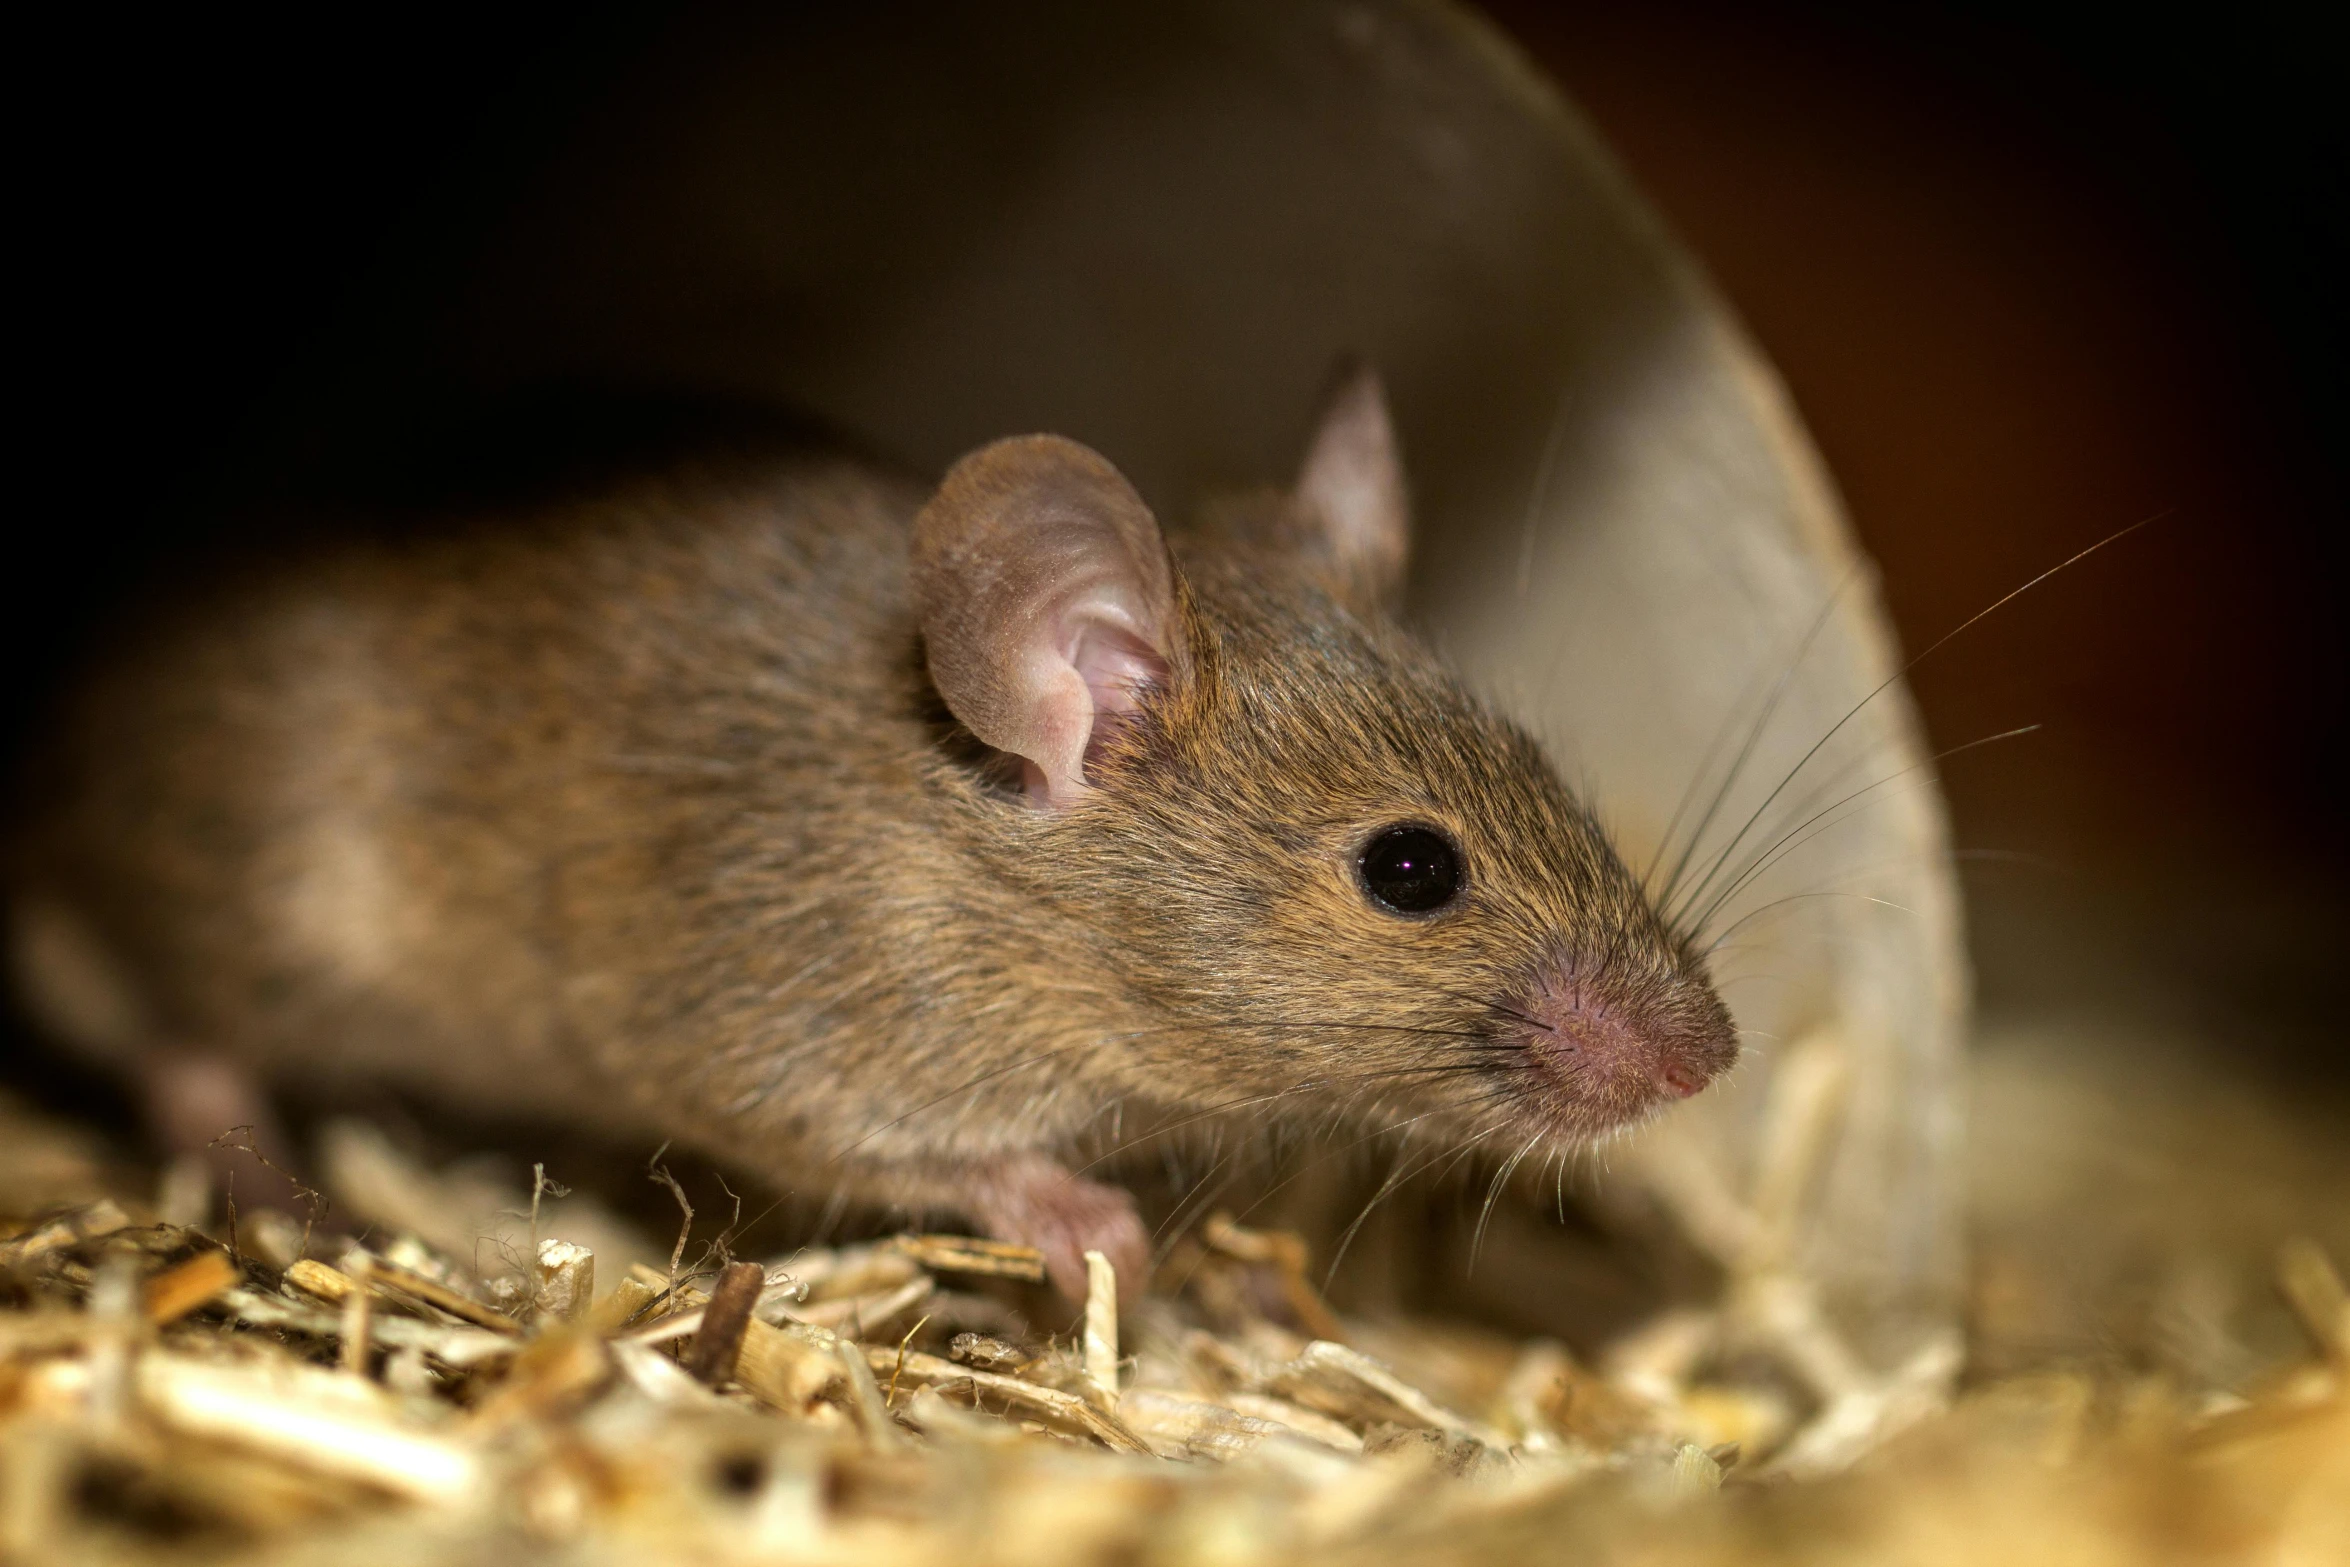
969,1154,1149,1304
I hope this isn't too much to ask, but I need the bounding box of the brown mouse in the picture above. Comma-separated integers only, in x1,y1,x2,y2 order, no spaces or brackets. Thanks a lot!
5,369,1737,1299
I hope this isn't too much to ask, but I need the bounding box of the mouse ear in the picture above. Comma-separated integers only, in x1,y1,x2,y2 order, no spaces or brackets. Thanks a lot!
1294,361,1411,611
913,435,1184,809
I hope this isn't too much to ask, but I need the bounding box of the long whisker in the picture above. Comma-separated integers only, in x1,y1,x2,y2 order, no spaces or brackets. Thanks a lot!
1682,723,2040,937
1325,1122,1506,1286
1676,691,2011,879
1688,774,1951,940
832,1009,1522,1162
1651,567,1861,905
1697,841,2068,946
1702,891,1919,953
1470,1131,1547,1270
1664,515,2162,930
1515,381,1579,601
1105,1020,1506,1045
1320,1153,1423,1287
1069,1062,1508,1178
1151,1149,1257,1256
1220,1090,1521,1241
1419,982,1546,1032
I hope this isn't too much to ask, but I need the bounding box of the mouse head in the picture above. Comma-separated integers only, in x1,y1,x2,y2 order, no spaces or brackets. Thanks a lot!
911,368,1738,1147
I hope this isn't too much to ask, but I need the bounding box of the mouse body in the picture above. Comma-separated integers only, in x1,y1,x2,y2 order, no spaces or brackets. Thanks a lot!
7,373,1737,1296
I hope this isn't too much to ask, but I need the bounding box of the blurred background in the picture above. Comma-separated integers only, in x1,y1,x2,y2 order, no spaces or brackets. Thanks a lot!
9,1,2345,1370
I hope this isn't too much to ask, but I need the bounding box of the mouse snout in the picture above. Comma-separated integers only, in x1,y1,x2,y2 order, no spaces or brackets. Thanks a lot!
1508,951,1738,1126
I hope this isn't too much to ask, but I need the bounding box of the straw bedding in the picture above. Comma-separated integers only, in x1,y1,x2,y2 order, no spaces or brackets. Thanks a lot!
1,1059,2342,1566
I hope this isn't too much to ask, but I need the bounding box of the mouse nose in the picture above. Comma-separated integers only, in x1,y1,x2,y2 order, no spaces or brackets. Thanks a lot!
1511,951,1738,1122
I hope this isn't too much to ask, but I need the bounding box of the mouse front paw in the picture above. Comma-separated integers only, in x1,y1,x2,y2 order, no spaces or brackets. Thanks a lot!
968,1153,1148,1304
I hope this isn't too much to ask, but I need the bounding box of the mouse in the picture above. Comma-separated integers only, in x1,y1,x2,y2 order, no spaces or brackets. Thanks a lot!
5,367,1739,1301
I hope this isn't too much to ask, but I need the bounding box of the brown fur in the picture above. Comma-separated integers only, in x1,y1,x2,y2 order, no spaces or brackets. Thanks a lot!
7,433,1734,1290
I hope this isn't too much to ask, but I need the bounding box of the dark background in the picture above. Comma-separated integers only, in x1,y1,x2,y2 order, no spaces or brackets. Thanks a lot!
10,2,2344,1102
1480,3,2347,1073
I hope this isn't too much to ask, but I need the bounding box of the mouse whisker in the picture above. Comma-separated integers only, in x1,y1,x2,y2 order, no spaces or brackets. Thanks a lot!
1205,1099,1482,1248
1662,516,2158,933
1647,565,1862,910
1149,1149,1260,1264
1672,702,2006,905
1678,723,2037,940
1468,1129,1549,1273
1107,1020,1501,1043
1068,1062,1507,1177
1700,889,1922,954
1418,982,1550,1032
1323,1118,1497,1284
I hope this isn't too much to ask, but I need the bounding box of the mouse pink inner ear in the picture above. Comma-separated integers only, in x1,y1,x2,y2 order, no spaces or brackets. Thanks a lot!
912,435,1184,809
1294,363,1411,612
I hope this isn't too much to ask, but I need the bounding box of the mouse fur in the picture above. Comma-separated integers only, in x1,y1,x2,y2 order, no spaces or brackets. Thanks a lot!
6,371,1737,1298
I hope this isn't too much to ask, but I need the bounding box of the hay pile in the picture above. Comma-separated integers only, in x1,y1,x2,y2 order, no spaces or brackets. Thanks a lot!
1,1088,2343,1565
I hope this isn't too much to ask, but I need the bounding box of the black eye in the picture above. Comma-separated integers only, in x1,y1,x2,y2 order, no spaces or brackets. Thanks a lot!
1358,825,1464,915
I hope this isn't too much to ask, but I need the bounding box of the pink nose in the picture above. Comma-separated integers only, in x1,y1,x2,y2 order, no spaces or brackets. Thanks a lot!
1512,953,1737,1121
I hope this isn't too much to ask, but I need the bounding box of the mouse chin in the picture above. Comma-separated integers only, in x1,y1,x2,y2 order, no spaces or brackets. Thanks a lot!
1501,951,1740,1138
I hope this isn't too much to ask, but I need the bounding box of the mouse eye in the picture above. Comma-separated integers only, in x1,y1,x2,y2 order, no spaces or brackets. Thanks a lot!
1358,825,1464,916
